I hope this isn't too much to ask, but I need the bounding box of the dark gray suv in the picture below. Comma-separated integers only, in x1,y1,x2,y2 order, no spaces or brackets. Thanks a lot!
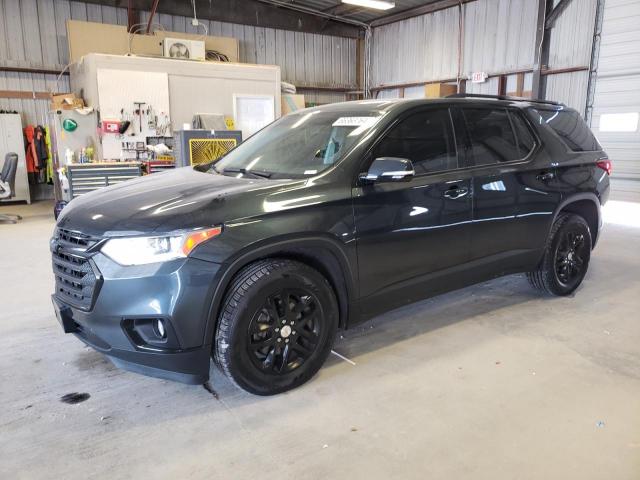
52,95,610,395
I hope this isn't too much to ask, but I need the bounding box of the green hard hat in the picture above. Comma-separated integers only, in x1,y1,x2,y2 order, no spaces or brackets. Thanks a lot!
62,118,78,132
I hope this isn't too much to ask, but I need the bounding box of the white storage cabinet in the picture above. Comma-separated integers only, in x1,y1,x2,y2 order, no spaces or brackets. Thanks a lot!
0,114,31,204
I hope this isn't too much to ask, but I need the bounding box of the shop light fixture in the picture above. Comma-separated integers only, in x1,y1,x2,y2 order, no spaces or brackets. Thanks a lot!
342,0,395,10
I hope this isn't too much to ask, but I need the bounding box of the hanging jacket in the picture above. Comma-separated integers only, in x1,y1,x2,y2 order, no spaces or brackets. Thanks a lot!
35,125,48,169
24,125,38,173
45,126,54,183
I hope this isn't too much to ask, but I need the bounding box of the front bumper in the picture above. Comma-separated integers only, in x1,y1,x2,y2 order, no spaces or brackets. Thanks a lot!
52,254,222,384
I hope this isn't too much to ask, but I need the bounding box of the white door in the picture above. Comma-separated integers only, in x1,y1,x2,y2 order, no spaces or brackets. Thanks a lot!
591,0,640,197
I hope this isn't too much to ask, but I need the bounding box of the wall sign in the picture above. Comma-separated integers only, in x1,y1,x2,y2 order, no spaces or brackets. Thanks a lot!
470,72,488,83
102,120,121,134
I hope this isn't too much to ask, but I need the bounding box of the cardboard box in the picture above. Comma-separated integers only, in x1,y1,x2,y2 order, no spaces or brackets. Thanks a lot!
424,83,458,99
281,94,305,115
67,21,129,63
51,93,85,110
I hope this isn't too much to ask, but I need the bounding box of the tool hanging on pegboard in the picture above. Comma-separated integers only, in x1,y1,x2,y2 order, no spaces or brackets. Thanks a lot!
119,108,132,135
156,112,171,136
147,106,157,130
133,101,146,133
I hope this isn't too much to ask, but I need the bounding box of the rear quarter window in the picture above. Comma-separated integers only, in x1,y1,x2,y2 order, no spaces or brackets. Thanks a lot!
534,108,601,152
460,108,535,165
508,110,536,157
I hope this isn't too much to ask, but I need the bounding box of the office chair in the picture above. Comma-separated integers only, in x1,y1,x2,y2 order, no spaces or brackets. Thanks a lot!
0,153,22,223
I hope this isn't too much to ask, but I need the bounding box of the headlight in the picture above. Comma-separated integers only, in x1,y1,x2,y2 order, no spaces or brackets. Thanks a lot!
101,226,222,266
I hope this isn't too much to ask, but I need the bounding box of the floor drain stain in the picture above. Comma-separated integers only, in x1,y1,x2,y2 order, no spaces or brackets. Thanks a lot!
60,392,91,404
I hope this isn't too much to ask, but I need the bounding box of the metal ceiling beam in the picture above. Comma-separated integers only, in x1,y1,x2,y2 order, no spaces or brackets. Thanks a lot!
545,0,573,30
0,65,68,76
321,2,365,17
532,0,553,100
254,0,369,28
81,0,364,38
127,0,139,33
146,0,160,34
585,0,605,122
369,0,478,28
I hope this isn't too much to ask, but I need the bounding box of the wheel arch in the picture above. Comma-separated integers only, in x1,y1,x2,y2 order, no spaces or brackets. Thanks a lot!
554,193,602,248
203,236,356,347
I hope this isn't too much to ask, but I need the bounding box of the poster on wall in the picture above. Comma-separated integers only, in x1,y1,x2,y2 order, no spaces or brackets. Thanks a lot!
233,94,275,139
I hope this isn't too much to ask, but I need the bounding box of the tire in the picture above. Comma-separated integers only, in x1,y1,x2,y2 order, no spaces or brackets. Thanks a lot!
527,213,592,296
214,258,338,395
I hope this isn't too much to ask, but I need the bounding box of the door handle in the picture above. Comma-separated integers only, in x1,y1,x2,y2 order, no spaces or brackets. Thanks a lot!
443,186,469,199
536,171,555,181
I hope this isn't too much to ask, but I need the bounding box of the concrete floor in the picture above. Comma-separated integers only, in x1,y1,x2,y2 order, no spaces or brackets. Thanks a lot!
611,178,640,202
1,199,639,480
610,179,640,203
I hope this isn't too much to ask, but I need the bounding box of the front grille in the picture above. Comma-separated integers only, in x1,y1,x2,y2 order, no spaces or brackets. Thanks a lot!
57,228,94,247
51,228,102,310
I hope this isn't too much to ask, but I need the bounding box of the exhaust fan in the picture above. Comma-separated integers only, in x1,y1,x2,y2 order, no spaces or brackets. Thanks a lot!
163,38,206,61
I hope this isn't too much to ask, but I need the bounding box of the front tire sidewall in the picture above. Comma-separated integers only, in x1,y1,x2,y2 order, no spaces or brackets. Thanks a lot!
221,262,338,395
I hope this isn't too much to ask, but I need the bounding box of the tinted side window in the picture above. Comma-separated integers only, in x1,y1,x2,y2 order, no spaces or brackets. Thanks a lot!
461,108,522,165
508,110,536,157
536,109,601,151
373,109,458,175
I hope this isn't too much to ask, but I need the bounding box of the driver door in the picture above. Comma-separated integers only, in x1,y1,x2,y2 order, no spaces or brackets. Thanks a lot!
352,107,473,315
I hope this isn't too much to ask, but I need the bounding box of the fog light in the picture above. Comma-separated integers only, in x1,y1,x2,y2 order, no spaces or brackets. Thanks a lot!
155,319,166,338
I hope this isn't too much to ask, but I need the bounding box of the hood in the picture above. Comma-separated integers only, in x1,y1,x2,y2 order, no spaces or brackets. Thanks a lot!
56,167,296,237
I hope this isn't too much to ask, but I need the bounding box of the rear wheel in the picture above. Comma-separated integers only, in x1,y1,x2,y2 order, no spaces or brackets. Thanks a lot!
214,259,338,395
527,213,592,296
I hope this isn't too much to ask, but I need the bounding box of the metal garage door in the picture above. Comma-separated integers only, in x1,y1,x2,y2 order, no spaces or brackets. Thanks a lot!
591,0,640,195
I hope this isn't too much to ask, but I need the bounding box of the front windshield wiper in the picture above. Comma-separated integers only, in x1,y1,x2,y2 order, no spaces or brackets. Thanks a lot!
216,167,273,179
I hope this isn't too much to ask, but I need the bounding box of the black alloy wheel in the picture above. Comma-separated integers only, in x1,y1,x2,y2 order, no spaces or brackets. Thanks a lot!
247,289,322,374
554,229,588,287
215,259,338,395
527,213,592,296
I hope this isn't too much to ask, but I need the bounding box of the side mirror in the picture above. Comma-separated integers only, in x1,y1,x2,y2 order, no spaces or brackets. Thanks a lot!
360,157,415,183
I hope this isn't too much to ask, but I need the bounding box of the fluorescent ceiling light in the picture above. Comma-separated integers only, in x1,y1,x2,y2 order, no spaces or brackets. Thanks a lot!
342,0,395,10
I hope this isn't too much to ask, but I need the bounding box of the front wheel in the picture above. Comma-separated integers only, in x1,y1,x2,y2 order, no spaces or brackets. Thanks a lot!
527,213,592,296
214,259,338,395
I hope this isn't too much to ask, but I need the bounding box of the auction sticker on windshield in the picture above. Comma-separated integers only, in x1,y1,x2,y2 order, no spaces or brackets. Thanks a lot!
332,116,379,127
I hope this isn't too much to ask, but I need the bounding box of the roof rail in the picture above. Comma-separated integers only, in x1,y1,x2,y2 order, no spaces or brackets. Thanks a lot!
446,93,563,106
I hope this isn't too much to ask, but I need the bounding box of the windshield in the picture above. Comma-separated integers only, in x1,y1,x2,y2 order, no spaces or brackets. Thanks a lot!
211,110,381,179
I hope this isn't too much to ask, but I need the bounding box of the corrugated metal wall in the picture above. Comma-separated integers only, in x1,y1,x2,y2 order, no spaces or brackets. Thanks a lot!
370,6,459,87
0,72,69,126
371,0,537,89
371,0,597,113
1,0,605,125
547,0,597,69
138,11,357,90
591,0,640,185
545,70,590,112
0,0,356,125
545,0,597,112
462,0,538,75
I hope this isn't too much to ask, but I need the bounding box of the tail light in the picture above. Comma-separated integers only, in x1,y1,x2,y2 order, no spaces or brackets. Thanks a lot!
596,159,612,175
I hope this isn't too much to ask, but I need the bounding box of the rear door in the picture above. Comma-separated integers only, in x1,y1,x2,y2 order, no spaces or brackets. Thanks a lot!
353,107,473,311
457,106,561,270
